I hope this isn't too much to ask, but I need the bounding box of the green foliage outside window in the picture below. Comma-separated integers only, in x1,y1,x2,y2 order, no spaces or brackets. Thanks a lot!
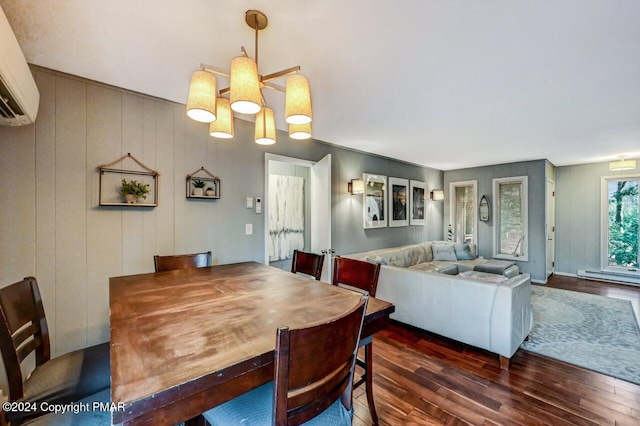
608,180,639,268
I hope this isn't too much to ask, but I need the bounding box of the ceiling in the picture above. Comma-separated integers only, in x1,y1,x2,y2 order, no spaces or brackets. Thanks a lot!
2,0,639,170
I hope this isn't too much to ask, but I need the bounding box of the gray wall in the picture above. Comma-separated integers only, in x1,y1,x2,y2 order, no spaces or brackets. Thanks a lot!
554,160,634,276
0,67,442,363
444,160,548,282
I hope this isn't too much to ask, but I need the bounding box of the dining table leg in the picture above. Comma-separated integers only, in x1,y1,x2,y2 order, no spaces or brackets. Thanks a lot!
364,342,379,425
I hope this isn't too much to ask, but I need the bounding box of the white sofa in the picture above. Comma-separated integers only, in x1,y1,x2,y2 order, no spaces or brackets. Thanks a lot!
345,242,533,368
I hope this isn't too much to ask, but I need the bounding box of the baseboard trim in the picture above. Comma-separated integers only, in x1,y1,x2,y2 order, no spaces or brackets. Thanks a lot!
554,271,577,278
577,269,640,287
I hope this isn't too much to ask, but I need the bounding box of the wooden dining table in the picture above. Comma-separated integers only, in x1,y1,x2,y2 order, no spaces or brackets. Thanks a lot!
109,261,395,425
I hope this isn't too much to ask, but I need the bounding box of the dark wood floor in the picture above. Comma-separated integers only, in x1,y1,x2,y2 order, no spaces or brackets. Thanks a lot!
354,275,640,425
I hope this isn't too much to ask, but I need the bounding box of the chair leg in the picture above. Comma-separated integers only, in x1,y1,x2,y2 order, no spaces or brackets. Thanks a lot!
364,343,379,426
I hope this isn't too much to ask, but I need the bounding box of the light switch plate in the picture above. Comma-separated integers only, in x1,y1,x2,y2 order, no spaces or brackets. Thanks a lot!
245,223,253,235
245,197,253,208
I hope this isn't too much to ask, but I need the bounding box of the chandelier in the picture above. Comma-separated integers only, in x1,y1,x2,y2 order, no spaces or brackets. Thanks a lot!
186,10,313,144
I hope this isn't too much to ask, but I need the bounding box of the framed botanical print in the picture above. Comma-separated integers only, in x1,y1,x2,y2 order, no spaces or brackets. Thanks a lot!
363,173,387,229
409,180,426,225
388,177,409,227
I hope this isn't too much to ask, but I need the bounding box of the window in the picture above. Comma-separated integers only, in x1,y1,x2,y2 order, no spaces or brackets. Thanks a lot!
449,180,477,245
493,176,528,261
601,176,639,275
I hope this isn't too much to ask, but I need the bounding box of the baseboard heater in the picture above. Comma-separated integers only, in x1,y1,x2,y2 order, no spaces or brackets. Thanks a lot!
577,269,640,286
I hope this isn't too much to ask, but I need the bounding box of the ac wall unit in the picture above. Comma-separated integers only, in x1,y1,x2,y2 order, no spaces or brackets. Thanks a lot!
0,5,39,126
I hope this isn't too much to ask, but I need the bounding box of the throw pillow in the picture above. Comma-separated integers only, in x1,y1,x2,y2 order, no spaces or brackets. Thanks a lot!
454,242,475,260
432,243,457,261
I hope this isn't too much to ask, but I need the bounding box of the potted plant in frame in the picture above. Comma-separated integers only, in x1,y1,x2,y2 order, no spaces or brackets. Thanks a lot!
205,186,216,197
192,179,206,196
119,178,150,204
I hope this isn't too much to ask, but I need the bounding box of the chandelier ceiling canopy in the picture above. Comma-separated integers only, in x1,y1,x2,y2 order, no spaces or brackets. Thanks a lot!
186,10,312,144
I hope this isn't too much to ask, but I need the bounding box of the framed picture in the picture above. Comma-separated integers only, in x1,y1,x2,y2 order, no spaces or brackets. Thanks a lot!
479,194,490,222
363,173,387,229
388,177,409,227
409,180,426,225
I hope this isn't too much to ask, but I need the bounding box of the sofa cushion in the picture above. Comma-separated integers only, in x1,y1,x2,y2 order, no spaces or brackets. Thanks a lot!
454,242,475,260
432,243,457,261
402,245,427,266
408,262,440,272
418,242,433,262
374,245,426,268
474,260,516,275
363,256,389,265
459,270,508,283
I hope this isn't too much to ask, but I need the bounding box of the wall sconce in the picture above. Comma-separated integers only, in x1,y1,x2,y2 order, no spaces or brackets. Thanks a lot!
430,189,444,201
348,178,364,194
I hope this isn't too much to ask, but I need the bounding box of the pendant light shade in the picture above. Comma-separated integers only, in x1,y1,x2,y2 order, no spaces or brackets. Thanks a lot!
255,107,276,145
285,74,312,125
289,122,311,140
186,71,217,123
187,10,315,145
209,98,234,139
230,56,262,114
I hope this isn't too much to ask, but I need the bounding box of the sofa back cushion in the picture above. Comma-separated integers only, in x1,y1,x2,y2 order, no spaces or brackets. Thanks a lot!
376,244,426,268
418,242,434,262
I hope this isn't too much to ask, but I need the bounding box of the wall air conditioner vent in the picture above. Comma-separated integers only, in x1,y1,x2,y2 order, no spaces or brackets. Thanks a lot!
0,5,39,126
0,75,26,119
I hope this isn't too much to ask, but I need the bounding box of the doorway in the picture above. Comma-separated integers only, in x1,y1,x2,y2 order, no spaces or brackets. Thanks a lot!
264,154,332,282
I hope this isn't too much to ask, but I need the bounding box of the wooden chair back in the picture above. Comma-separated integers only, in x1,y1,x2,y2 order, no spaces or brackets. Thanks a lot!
0,277,51,400
290,250,325,281
154,251,212,272
273,294,368,425
332,256,381,297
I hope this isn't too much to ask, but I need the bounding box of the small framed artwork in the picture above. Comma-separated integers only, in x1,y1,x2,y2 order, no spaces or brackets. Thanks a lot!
479,194,490,222
363,173,387,229
409,180,426,225
388,177,409,227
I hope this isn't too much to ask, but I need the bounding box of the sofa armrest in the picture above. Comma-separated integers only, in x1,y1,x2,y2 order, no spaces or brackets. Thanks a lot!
489,274,533,358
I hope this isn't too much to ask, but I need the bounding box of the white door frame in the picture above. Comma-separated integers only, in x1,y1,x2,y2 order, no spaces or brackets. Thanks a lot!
546,179,556,279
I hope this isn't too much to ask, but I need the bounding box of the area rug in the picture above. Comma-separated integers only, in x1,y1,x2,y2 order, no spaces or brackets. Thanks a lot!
520,285,640,385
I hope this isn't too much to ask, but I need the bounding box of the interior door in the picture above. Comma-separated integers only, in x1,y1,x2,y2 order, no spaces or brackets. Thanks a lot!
546,179,556,279
310,154,332,282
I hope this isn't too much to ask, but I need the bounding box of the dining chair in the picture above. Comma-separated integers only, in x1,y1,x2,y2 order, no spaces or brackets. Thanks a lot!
202,294,369,426
0,277,110,425
332,255,382,425
21,388,111,425
290,249,325,281
154,251,212,272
